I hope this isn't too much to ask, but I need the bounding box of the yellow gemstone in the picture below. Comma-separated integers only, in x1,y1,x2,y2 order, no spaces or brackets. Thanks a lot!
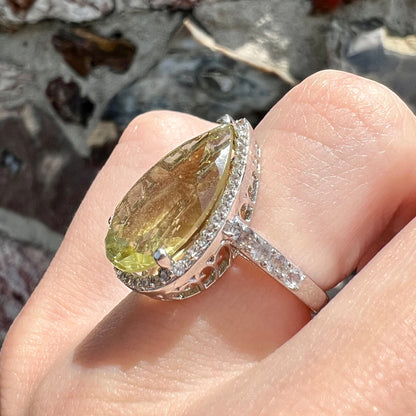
105,124,236,274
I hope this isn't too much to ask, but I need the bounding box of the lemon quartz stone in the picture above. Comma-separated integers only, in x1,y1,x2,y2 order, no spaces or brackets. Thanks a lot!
105,124,236,274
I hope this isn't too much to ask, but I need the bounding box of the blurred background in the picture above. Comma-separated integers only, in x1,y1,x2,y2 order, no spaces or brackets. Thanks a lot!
1,0,415,345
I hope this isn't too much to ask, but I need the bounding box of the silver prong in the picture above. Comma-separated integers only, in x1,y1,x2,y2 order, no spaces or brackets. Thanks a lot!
154,247,172,269
217,114,235,125
108,215,113,225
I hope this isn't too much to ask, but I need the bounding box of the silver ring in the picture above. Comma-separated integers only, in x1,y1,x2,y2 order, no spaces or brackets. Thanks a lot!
105,115,328,312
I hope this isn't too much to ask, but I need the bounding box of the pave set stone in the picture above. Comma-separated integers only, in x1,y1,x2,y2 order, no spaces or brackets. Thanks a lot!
109,119,252,293
223,216,306,291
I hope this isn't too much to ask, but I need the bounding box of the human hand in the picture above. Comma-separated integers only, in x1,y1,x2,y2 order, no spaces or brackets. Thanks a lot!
1,70,416,415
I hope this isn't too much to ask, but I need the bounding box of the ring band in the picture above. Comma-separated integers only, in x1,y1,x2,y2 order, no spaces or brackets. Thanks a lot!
105,115,328,312
223,217,328,312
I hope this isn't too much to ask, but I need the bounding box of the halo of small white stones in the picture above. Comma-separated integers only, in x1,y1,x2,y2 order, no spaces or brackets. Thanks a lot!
223,217,306,291
116,118,253,294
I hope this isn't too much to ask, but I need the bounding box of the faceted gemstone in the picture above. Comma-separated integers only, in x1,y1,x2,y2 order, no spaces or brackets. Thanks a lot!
106,124,236,274
284,270,304,290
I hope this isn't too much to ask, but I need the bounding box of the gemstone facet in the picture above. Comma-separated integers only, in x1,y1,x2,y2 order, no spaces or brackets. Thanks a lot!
105,124,236,274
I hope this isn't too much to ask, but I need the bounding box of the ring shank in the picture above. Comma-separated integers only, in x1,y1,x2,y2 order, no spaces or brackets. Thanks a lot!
224,216,328,313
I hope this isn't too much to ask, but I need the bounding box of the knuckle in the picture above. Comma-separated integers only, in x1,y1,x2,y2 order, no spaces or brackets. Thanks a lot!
300,70,403,119
291,70,413,158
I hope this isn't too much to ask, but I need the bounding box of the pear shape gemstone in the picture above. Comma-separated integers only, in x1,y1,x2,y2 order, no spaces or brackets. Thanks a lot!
105,124,236,274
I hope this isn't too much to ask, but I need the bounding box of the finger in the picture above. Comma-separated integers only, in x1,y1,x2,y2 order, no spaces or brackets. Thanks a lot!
191,217,416,416
1,111,310,415
251,69,416,290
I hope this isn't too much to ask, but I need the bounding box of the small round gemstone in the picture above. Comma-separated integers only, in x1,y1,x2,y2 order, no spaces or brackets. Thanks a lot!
172,262,186,277
284,269,304,290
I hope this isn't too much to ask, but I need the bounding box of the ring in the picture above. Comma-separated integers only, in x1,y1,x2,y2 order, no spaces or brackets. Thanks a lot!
105,115,328,312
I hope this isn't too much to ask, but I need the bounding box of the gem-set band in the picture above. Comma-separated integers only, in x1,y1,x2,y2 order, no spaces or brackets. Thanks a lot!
106,116,328,312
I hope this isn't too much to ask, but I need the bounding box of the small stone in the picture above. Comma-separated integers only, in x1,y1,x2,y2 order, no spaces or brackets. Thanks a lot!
106,124,236,274
222,219,238,240
172,266,183,278
196,237,210,250
52,28,136,76
46,77,95,125
172,261,185,277
267,253,289,275
201,224,216,240
250,240,269,264
284,269,304,290
186,245,202,260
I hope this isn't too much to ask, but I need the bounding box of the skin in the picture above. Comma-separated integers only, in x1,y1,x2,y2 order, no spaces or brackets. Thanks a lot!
1,70,416,415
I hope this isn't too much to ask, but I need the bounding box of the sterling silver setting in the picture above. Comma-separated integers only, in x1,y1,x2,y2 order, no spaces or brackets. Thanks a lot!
115,116,328,312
